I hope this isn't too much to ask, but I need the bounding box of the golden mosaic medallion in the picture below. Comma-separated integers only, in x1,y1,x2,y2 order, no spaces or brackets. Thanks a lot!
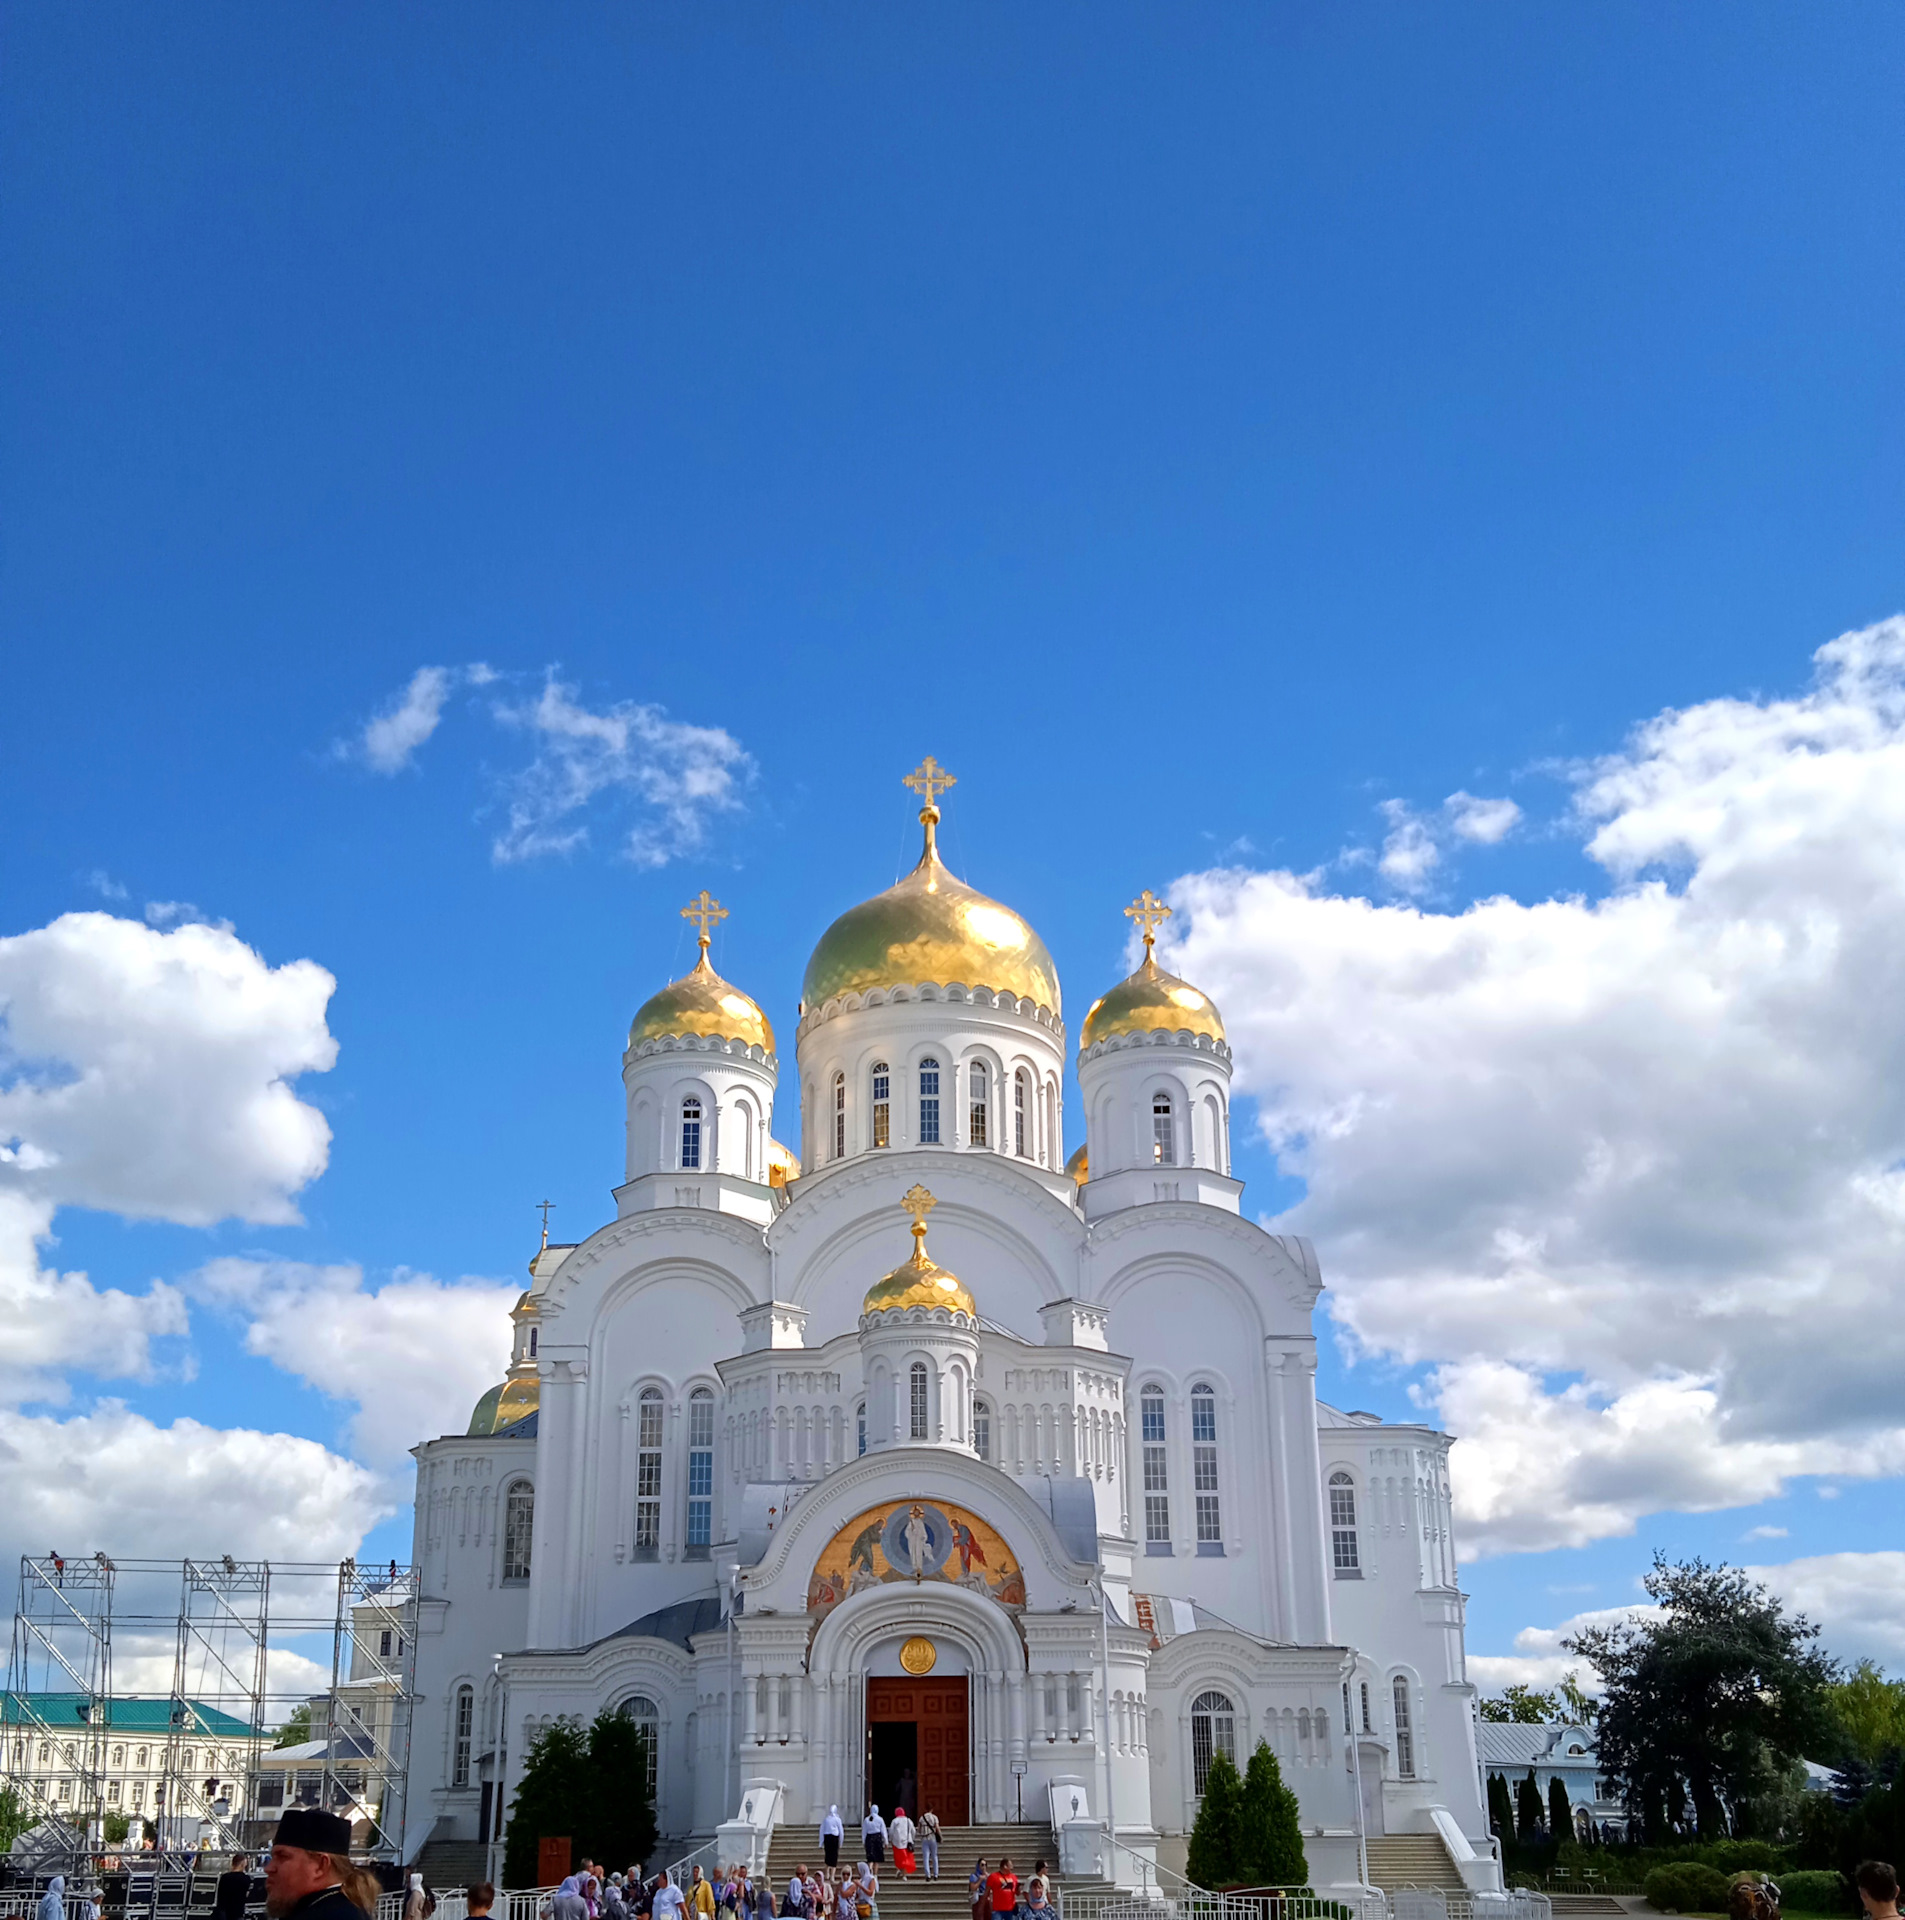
899,1635,937,1675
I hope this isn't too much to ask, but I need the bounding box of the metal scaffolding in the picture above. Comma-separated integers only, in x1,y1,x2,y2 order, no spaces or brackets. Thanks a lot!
3,1554,417,1904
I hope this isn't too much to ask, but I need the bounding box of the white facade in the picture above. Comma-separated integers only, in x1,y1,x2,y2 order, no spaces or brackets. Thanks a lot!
404,801,1492,1892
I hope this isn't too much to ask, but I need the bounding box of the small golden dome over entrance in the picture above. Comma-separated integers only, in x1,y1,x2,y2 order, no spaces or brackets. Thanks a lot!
1080,889,1225,1049
802,760,1061,1016
629,891,775,1053
862,1183,978,1318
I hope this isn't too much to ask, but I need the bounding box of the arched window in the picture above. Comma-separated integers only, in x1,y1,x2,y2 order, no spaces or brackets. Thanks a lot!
1190,1690,1236,1796
973,1399,992,1463
1329,1472,1361,1575
619,1694,660,1802
918,1058,942,1144
1044,1082,1057,1166
1191,1383,1222,1551
1152,1092,1175,1165
909,1362,929,1440
452,1684,474,1788
528,1327,538,1358
502,1481,534,1582
1141,1387,1170,1551
870,1063,891,1149
635,1388,664,1555
135,1747,148,1768
856,1402,867,1457
1014,1070,1028,1157
686,1387,715,1555
680,1096,703,1170
111,1745,124,1767
1392,1678,1415,1778
832,1073,846,1159
1360,1681,1372,1732
968,1061,988,1146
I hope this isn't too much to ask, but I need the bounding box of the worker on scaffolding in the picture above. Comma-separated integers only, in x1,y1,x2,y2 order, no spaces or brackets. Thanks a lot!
263,1809,378,1920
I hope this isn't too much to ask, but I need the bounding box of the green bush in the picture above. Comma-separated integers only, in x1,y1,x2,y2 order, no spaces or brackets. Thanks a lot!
1778,1871,1851,1913
1645,1862,1732,1913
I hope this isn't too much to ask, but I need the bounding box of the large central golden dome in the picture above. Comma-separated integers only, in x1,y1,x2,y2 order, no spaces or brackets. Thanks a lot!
803,764,1061,1016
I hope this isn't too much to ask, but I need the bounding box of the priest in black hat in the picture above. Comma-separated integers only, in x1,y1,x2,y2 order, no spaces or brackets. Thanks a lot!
264,1809,377,1920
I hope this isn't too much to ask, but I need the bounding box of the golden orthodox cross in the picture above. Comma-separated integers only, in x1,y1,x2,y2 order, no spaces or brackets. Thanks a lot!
680,889,728,954
1124,888,1172,957
536,1198,554,1251
901,1182,937,1257
902,757,957,812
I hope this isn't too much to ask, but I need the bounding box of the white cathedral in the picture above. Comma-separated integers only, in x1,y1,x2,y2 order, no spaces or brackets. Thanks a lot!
404,763,1495,1894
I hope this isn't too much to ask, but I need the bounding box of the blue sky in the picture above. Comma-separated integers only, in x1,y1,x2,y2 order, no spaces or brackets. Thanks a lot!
4,4,1905,1691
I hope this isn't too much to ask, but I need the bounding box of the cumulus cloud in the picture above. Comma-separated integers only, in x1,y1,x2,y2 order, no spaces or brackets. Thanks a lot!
1470,1603,1657,1693
1446,791,1522,844
0,1404,385,1577
350,663,497,774
1169,617,1905,1556
1372,792,1521,893
491,675,752,867
191,1258,516,1466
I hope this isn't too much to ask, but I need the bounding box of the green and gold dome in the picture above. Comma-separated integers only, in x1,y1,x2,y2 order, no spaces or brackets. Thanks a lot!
861,1184,977,1319
629,890,775,1054
1080,889,1225,1050
802,759,1061,1017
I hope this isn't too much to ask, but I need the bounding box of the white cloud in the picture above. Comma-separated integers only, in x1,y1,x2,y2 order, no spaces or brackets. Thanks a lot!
1744,1524,1789,1541
191,1258,516,1466
1377,802,1441,889
0,1405,385,1578
0,912,337,1227
1470,1603,1658,1692
1170,617,1905,1556
1446,791,1522,844
352,664,498,774
490,675,752,867
1751,1551,1905,1665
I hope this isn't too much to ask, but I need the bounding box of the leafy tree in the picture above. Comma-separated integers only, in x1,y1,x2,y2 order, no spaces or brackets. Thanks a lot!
1481,1686,1562,1725
502,1709,657,1888
1187,1748,1247,1889
1548,1776,1572,1840
273,1703,313,1749
0,1786,27,1852
1558,1672,1599,1727
1517,1771,1546,1838
1487,1772,1517,1841
1565,1555,1839,1840
1825,1662,1905,1767
1238,1740,1308,1887
103,1811,131,1845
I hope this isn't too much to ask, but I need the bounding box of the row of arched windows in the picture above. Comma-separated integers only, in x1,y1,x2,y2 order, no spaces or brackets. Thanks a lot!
820,1059,1059,1165
1139,1382,1222,1553
633,1385,717,1558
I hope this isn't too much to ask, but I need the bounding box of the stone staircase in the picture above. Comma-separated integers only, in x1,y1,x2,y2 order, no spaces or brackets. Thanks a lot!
1362,1834,1466,1894
417,1840,491,1890
764,1825,1091,1920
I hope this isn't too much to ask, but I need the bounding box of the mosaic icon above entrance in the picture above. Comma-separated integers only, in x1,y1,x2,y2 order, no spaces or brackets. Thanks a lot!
806,1499,1026,1618
899,1635,937,1674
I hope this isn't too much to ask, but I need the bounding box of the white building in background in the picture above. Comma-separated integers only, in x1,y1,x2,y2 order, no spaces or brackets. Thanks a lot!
403,764,1495,1893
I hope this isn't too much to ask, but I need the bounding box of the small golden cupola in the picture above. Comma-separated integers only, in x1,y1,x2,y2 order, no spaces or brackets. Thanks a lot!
1080,889,1226,1050
629,890,775,1055
862,1184,978,1320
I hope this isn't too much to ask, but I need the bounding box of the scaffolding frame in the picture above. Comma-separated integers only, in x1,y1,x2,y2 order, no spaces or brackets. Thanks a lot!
4,1554,418,1896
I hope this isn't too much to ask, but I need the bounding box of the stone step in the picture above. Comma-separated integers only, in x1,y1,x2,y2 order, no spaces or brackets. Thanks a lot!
418,1842,490,1890
1362,1835,1465,1894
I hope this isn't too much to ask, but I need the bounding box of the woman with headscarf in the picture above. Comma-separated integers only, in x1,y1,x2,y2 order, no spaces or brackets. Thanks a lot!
860,1806,886,1866
819,1805,844,1870
37,1875,65,1920
553,1879,590,1920
404,1876,429,1920
851,1862,878,1920
887,1810,915,1881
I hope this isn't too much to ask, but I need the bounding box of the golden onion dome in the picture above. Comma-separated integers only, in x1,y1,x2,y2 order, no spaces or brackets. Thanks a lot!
802,762,1060,1016
1080,889,1225,1050
1065,1144,1089,1187
767,1137,801,1188
862,1183,978,1319
468,1375,541,1437
467,1383,503,1436
629,893,775,1054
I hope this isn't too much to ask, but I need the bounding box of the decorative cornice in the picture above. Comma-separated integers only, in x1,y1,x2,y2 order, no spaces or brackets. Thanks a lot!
624,1032,777,1070
1077,1027,1232,1068
858,1303,979,1332
797,980,1065,1041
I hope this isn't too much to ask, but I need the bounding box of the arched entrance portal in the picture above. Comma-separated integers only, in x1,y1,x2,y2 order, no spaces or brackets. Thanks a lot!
867,1672,969,1823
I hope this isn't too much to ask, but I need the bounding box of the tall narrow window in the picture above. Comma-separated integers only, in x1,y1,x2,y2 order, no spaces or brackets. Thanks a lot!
1191,1383,1222,1550
1393,1678,1415,1778
680,1097,703,1169
968,1061,988,1146
909,1362,929,1441
1190,1691,1236,1796
1014,1070,1028,1157
832,1073,846,1159
856,1402,867,1457
1141,1387,1170,1550
452,1685,473,1788
919,1058,941,1144
973,1400,992,1463
502,1481,534,1582
635,1388,664,1554
621,1695,660,1803
1329,1472,1361,1575
528,1327,538,1357
686,1387,714,1554
1152,1093,1175,1165
871,1064,891,1149
1361,1681,1372,1732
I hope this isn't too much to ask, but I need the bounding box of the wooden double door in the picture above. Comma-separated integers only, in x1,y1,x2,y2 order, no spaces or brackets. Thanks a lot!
866,1675,969,1825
